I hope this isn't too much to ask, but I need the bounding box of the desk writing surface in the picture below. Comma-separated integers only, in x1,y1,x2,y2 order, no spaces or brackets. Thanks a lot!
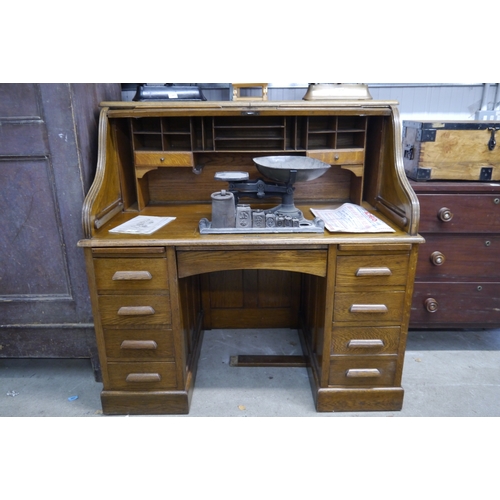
80,203,422,248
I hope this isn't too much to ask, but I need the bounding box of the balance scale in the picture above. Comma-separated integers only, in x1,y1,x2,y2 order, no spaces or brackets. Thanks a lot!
199,156,331,234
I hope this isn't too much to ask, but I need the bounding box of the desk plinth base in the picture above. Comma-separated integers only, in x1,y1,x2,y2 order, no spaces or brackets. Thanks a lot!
314,387,404,412
101,390,191,415
300,328,404,412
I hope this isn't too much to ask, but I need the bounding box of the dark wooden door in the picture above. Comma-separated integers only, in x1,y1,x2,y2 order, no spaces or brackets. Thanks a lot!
0,84,121,377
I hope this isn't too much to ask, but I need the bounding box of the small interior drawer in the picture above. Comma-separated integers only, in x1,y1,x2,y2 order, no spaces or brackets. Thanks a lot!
98,294,171,328
94,257,168,292
331,326,401,355
103,328,175,360
336,254,409,287
329,356,397,387
106,361,177,390
134,151,194,167
307,149,365,165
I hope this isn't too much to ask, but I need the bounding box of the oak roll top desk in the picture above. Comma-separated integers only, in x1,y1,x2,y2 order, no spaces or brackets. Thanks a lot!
78,99,423,414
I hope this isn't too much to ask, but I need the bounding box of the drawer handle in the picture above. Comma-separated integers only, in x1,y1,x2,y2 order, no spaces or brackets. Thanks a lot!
355,267,392,276
117,306,155,316
430,251,445,266
120,340,158,350
125,373,161,383
425,298,438,313
437,207,453,222
112,271,152,281
348,339,385,348
350,304,388,313
346,368,381,378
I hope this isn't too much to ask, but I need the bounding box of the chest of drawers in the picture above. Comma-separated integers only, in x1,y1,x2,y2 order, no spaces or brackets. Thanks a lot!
410,181,500,328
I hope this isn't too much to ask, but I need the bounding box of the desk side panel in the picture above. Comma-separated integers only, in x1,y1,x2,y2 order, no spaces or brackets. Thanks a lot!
82,109,124,238
364,108,420,235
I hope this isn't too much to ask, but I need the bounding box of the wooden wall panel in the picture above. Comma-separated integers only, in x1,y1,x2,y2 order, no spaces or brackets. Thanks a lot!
0,158,69,297
202,270,300,329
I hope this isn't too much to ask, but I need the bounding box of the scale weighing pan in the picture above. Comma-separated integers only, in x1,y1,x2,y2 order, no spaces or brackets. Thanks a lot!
253,156,331,183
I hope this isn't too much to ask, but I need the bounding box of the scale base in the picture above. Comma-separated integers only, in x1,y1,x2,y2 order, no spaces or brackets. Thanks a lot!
199,217,325,234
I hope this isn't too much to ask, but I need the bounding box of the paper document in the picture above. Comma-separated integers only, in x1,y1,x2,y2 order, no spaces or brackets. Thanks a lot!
311,204,395,233
109,216,176,234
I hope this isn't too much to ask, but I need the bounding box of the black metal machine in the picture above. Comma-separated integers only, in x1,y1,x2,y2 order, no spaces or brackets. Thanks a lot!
133,84,206,101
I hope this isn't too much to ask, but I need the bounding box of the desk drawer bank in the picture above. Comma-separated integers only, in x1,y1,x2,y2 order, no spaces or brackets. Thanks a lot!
78,100,423,414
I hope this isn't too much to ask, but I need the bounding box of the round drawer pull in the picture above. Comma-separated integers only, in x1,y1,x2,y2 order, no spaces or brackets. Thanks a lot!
334,155,340,161
430,251,445,266
160,157,165,162
477,285,483,291
425,298,438,313
494,198,499,205
437,207,453,222
485,240,491,247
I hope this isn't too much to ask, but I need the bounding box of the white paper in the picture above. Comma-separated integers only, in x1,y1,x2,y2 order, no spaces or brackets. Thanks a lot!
109,216,176,234
311,203,395,233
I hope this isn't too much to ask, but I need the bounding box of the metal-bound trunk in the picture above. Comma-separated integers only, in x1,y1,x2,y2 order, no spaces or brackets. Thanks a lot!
403,120,500,181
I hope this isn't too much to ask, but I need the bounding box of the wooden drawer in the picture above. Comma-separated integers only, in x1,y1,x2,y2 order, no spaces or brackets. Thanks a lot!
98,294,171,328
410,282,500,326
418,193,500,233
415,233,500,282
94,258,168,292
331,326,401,355
103,328,175,360
329,356,397,387
334,291,406,323
307,148,365,165
336,254,409,287
177,249,327,278
106,361,177,390
134,151,194,167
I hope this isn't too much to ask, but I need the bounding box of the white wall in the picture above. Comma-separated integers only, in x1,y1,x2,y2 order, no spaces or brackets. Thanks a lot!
122,84,500,121
369,84,499,121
